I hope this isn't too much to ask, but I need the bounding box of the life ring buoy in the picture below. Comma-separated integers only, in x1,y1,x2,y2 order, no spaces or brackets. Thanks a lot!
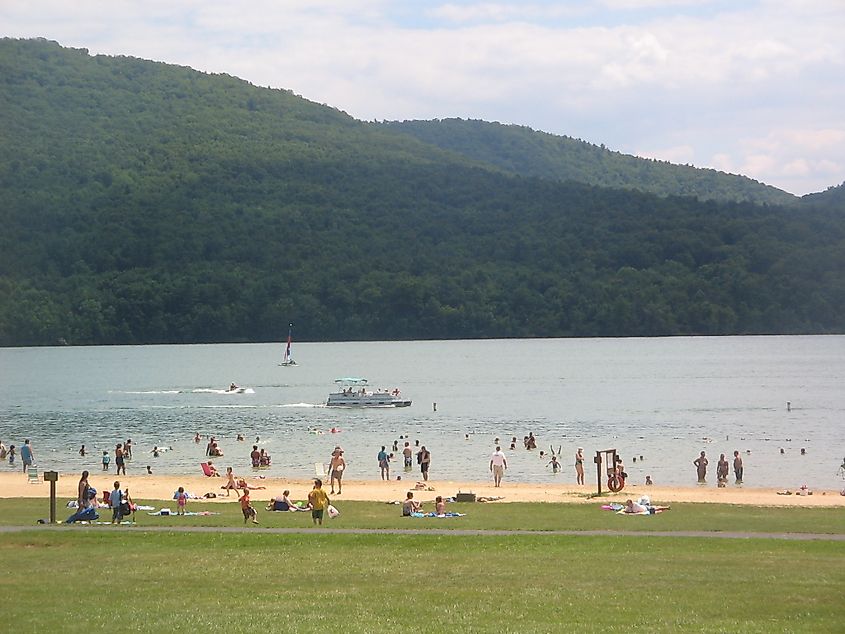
607,474,625,492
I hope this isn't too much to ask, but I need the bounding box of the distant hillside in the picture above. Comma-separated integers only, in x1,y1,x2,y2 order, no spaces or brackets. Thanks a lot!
1,38,844,346
379,119,798,206
802,181,845,210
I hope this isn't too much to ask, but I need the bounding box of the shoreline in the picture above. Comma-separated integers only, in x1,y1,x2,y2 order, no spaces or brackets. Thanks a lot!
1,472,843,507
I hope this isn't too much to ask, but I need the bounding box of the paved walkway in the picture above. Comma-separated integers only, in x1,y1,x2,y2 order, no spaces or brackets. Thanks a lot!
1,525,843,541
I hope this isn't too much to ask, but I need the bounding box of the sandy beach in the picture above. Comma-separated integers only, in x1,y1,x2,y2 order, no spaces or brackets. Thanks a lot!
1,472,843,507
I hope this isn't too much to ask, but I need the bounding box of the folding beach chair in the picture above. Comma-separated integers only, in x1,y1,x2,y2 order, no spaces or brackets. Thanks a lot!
27,466,39,484
201,462,214,477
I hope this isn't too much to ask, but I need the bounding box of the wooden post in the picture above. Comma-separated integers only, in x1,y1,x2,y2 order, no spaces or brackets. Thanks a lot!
44,470,59,524
594,452,603,495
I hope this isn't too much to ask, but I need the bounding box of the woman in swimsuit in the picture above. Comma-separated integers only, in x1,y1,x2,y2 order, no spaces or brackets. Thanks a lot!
575,448,585,485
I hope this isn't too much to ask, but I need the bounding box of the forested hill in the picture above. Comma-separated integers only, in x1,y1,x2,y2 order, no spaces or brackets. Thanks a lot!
1,38,844,346
379,119,798,206
802,182,845,210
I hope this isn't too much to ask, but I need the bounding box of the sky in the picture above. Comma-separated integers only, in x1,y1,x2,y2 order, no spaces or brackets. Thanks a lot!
3,0,844,195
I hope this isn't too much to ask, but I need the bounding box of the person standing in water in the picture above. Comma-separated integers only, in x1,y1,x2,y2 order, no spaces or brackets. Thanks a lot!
716,453,729,487
20,439,34,473
402,442,413,471
693,451,708,483
115,443,126,476
575,448,585,485
418,446,431,481
733,450,744,484
377,446,390,480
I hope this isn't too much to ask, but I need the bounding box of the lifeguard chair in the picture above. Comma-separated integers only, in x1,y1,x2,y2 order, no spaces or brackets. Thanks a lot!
594,449,625,494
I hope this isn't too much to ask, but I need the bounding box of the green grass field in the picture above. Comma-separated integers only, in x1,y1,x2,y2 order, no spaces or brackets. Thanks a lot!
3,498,843,632
1,497,843,534
2,530,843,632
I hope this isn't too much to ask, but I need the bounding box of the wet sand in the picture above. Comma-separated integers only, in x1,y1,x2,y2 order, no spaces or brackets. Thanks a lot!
1,472,843,506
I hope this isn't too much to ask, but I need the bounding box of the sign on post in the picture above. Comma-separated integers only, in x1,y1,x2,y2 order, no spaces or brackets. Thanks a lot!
44,471,59,524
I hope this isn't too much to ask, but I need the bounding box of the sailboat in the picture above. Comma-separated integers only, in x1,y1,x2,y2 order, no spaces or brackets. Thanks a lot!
279,323,297,366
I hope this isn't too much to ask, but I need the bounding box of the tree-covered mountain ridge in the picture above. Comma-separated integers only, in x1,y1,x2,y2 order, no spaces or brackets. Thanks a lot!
379,119,803,206
1,38,844,346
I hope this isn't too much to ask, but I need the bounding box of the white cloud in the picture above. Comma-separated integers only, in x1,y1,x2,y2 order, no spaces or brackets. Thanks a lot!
1,0,843,194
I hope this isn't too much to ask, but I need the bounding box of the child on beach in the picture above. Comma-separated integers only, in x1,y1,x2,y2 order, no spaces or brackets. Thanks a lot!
176,486,188,515
307,479,330,525
8,444,15,465
435,495,446,515
110,481,124,524
240,490,258,524
102,451,110,471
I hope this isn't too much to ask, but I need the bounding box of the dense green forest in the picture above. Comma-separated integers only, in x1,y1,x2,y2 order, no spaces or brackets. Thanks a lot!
379,119,799,206
1,38,844,346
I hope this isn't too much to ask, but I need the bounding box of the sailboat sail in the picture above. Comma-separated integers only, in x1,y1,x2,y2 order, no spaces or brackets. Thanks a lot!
280,324,296,366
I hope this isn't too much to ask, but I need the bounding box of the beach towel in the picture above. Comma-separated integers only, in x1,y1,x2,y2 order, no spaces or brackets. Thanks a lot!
65,507,99,523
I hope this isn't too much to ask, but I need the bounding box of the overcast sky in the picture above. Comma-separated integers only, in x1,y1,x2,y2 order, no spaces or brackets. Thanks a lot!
4,0,843,195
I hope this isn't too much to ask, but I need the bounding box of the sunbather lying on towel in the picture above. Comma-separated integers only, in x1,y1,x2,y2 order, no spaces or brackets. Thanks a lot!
622,498,671,514
236,479,267,490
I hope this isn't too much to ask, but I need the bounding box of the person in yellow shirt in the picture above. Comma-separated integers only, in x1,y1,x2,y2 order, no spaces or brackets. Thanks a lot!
308,478,330,526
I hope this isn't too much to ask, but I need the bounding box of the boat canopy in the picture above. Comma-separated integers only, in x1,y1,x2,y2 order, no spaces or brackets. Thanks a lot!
334,377,368,385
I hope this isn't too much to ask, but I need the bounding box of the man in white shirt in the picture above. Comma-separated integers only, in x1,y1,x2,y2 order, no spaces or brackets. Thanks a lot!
489,446,508,487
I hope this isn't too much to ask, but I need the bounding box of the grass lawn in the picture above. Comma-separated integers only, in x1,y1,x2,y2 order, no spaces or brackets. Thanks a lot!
1,530,843,633
0,497,843,534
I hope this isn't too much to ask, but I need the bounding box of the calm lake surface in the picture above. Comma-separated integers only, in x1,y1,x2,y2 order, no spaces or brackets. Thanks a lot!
1,336,843,488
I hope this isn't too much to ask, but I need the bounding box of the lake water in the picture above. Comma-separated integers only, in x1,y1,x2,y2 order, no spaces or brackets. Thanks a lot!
1,336,843,488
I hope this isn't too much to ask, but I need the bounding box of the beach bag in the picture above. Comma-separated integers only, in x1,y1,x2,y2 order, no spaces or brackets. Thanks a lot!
327,504,339,519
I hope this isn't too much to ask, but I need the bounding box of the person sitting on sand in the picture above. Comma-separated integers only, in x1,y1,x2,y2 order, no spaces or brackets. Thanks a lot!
206,461,220,477
402,491,422,516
